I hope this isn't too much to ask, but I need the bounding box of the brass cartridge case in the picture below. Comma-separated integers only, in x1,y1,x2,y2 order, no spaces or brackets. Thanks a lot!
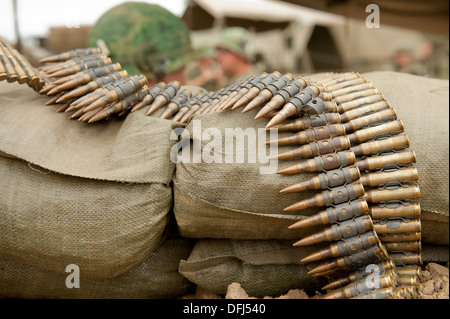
390,251,422,265
360,167,419,187
269,112,342,132
324,76,367,92
336,93,384,113
285,182,365,212
322,260,396,290
276,150,356,175
340,100,391,123
342,107,396,132
347,120,404,145
301,231,380,263
333,88,379,105
281,165,360,193
364,185,420,203
293,215,373,246
289,199,369,229
351,134,410,157
309,243,390,275
378,232,421,243
373,218,421,235
369,202,421,219
385,241,422,252
271,136,351,160
323,273,397,299
322,82,374,101
356,150,416,172
269,123,346,146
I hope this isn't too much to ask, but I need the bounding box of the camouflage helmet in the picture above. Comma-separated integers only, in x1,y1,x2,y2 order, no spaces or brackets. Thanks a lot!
88,1,192,79
217,27,253,62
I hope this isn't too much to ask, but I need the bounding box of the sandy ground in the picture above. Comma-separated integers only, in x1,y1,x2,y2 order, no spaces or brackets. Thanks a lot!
181,262,449,299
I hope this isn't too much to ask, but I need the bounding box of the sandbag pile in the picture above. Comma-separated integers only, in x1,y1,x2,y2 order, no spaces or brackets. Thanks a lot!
0,43,448,299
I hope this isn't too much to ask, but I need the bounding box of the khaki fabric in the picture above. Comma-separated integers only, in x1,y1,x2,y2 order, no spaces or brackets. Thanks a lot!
179,239,327,298
174,71,449,244
0,81,180,278
0,237,194,299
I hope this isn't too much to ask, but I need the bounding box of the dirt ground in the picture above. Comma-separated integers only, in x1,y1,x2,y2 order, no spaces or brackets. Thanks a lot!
182,262,449,299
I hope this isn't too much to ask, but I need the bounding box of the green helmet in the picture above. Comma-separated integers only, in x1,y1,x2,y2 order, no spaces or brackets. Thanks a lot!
88,1,192,79
217,27,252,62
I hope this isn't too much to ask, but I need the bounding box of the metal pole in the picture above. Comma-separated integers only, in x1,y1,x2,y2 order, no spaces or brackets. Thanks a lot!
12,0,22,52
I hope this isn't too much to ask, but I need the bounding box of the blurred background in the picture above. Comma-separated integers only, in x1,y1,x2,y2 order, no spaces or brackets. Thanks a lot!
2,0,448,89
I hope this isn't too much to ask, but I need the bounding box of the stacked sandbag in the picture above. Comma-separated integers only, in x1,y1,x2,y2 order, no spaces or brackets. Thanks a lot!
174,71,449,244
0,237,194,299
179,239,327,298
0,80,183,279
174,71,448,296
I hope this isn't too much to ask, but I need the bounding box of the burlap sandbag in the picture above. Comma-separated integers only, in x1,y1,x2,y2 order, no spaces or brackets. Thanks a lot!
174,71,448,244
0,81,182,278
0,237,194,299
179,239,327,298
173,107,324,240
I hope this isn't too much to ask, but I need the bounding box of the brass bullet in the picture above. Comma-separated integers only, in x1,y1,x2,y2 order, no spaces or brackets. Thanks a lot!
85,75,147,112
145,81,179,116
56,70,129,103
267,123,346,146
233,71,282,110
323,273,397,299
276,150,355,175
265,85,321,128
268,112,341,132
280,165,360,193
160,89,192,119
39,47,101,63
293,215,373,246
218,76,255,110
228,73,268,110
301,230,380,263
322,259,396,290
270,136,350,160
89,87,150,123
130,82,166,112
244,73,294,112
289,199,369,229
255,77,308,118
308,243,389,275
48,57,112,78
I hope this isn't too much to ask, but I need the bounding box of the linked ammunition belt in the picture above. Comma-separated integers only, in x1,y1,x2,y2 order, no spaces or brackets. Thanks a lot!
2,45,422,298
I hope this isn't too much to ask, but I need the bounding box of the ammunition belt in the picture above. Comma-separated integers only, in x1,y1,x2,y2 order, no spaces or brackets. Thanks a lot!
3,46,423,299
269,72,422,299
